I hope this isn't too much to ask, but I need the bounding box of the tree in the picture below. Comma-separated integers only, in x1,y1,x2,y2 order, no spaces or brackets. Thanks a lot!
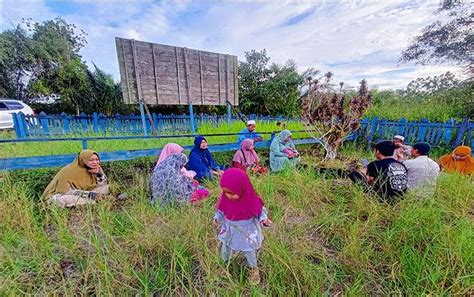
400,0,473,74
86,64,125,115
302,74,372,160
238,49,303,116
405,71,461,96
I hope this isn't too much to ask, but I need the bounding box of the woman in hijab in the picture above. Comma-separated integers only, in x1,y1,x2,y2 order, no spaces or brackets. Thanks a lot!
269,130,301,172
155,143,196,179
233,138,267,174
150,153,208,205
438,145,474,175
187,136,225,181
43,150,109,208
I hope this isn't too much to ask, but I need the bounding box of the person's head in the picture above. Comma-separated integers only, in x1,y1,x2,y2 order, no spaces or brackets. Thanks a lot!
247,120,256,132
452,145,471,161
241,138,255,151
162,153,188,170
279,130,292,143
78,150,100,169
411,142,431,158
393,135,405,148
374,141,396,159
164,143,184,154
194,136,208,150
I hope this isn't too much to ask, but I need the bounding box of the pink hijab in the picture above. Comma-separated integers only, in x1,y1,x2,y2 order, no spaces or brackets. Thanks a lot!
233,139,260,167
217,168,264,221
155,143,196,179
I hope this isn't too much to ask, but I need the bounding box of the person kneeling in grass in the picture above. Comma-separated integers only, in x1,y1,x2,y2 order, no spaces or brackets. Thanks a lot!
403,142,440,198
349,141,408,203
150,153,209,205
43,150,109,208
438,145,474,175
212,168,272,285
269,130,301,172
233,138,268,174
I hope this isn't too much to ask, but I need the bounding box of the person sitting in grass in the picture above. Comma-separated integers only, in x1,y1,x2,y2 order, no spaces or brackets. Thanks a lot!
233,138,268,174
438,145,474,175
403,142,440,198
237,120,263,144
349,141,408,202
150,153,209,205
269,129,301,172
393,135,412,162
155,143,197,179
187,136,225,181
43,150,109,208
212,168,272,285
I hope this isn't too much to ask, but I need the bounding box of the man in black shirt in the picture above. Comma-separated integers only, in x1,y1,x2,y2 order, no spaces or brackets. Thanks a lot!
351,141,408,202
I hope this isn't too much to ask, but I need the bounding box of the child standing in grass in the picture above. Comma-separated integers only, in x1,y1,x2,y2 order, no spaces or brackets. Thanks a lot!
212,168,272,285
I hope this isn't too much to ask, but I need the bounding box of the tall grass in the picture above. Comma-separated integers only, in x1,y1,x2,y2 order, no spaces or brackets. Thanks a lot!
1,151,472,295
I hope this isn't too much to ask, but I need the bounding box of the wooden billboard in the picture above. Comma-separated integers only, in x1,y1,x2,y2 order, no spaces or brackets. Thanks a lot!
115,37,238,106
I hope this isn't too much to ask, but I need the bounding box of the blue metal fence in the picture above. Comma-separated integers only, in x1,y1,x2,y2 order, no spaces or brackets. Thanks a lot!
11,112,291,138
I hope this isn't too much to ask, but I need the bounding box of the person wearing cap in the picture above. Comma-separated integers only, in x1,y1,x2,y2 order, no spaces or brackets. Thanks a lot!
403,142,440,198
237,120,263,144
393,135,412,162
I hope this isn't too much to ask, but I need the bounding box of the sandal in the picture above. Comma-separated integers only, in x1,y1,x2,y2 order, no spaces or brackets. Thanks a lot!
249,267,260,285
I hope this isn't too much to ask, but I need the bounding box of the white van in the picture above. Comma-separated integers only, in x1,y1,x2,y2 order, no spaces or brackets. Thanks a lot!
0,99,35,129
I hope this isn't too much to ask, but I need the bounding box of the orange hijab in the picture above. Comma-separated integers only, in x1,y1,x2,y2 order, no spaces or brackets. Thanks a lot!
438,146,474,175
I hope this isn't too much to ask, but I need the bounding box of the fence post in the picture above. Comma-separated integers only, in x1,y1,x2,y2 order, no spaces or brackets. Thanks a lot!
81,139,88,150
115,113,121,133
453,117,470,148
39,112,50,136
188,103,196,134
226,103,232,122
366,116,378,150
397,118,407,136
139,101,148,136
99,113,106,133
442,118,455,145
12,113,21,138
14,112,27,139
93,112,99,133
61,112,69,134
417,118,429,143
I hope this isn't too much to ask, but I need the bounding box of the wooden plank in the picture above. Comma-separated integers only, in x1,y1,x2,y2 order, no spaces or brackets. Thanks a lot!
131,39,143,102
225,54,230,105
119,38,132,103
175,47,182,105
151,43,160,105
182,48,193,104
217,54,221,105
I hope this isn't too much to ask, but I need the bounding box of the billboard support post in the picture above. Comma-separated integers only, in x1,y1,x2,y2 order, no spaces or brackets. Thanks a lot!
139,100,148,136
226,102,232,122
188,102,196,135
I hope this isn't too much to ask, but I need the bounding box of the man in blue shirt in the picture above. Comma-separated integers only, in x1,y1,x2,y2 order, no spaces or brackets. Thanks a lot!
237,120,263,143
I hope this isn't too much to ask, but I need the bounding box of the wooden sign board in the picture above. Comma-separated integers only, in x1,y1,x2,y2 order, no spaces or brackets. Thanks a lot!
115,37,238,106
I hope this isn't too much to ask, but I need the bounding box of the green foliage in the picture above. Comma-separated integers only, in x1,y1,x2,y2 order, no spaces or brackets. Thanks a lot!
399,1,473,71
238,49,303,116
367,80,473,121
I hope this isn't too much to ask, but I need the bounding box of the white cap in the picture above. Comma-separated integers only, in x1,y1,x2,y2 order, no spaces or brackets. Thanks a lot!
247,120,256,126
393,135,405,141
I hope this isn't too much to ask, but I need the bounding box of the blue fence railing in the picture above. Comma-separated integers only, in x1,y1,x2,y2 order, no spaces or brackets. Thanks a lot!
11,112,292,138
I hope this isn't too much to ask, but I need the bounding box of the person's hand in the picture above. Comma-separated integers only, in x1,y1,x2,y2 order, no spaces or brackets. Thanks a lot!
88,166,101,175
360,166,368,175
287,153,294,159
216,169,224,176
261,219,272,227
212,219,218,227
254,137,263,142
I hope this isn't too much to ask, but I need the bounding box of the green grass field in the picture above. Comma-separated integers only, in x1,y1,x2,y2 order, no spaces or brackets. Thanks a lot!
1,146,473,295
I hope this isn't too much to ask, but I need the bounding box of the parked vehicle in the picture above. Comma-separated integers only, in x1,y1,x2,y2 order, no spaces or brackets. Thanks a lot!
0,99,35,129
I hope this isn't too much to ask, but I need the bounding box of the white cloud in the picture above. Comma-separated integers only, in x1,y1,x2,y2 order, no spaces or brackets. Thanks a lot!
1,0,464,90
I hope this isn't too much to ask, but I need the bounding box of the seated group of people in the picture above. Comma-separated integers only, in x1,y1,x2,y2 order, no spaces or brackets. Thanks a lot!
42,123,472,208
349,135,474,202
42,122,302,207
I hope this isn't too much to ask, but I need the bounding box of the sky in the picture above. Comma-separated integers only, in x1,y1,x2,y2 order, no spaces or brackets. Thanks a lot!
1,0,464,90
